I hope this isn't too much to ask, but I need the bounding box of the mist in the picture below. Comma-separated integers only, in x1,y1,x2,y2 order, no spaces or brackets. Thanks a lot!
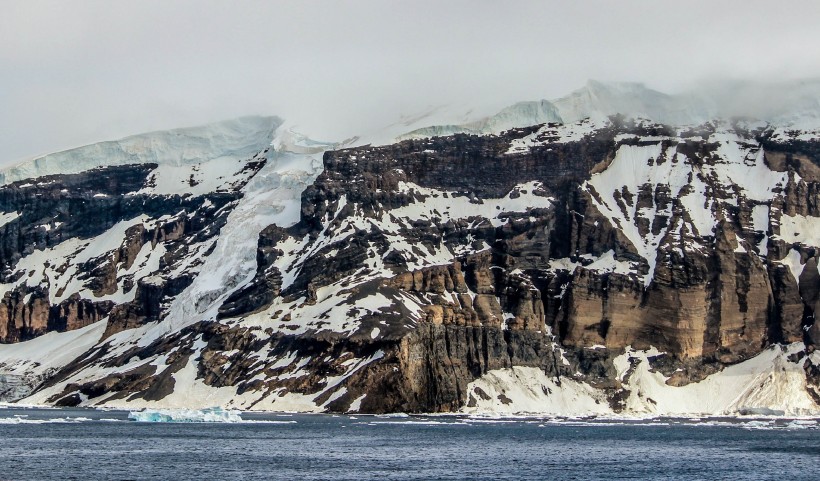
2,0,820,163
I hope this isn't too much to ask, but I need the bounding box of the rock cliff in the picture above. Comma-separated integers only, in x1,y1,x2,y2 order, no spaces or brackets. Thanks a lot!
0,104,818,415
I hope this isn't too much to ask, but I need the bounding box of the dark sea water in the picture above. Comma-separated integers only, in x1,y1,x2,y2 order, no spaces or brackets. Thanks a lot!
0,407,817,480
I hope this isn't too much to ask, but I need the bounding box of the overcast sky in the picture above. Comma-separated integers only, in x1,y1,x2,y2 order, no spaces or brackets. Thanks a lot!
2,0,820,163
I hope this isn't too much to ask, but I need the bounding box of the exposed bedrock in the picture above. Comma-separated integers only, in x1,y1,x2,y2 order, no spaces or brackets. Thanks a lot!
0,158,266,343
220,120,820,403
9,118,820,412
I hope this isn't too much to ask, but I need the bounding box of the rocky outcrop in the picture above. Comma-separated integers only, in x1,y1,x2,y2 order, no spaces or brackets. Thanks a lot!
0,289,113,343
0,373,30,402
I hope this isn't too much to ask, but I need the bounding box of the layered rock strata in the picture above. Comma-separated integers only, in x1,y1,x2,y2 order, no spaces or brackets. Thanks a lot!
4,117,819,414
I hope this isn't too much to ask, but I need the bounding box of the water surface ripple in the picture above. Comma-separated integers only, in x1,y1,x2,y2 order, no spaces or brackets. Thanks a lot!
0,408,817,480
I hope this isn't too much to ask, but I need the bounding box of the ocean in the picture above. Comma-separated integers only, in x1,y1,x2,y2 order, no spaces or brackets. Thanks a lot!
0,407,817,480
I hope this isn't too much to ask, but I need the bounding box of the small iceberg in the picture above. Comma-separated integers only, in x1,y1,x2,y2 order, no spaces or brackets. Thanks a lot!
128,407,242,423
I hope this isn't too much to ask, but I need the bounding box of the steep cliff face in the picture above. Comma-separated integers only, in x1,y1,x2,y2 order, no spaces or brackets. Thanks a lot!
196,117,818,413
0,163,263,343
0,107,818,415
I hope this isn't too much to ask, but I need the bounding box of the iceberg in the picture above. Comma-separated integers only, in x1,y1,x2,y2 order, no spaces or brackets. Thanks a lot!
128,407,242,423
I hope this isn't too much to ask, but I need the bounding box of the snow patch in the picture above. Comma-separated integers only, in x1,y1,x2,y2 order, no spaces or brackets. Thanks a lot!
614,343,818,416
777,214,820,247
0,321,106,392
0,211,20,228
462,366,611,416
778,249,805,285
465,343,818,417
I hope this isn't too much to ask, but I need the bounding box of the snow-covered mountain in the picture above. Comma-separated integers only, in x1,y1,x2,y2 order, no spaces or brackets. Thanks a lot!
1,81,819,416
386,79,820,143
552,79,820,130
0,116,282,186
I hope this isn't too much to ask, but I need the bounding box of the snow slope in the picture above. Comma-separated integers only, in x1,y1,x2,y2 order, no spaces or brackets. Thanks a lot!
463,344,820,417
0,321,107,380
147,126,330,339
552,80,714,126
397,100,562,141
553,79,820,131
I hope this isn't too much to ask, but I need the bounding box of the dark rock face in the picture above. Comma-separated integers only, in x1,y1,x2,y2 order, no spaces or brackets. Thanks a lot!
0,164,155,268
8,118,820,413
0,156,267,343
173,119,813,412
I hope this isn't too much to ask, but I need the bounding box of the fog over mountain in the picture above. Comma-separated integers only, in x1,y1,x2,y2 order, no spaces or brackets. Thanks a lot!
2,0,820,163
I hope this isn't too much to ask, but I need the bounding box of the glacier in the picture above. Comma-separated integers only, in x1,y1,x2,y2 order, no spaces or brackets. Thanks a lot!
0,116,282,184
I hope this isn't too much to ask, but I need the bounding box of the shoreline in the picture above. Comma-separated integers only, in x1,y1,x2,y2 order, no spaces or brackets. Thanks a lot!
2,403,820,424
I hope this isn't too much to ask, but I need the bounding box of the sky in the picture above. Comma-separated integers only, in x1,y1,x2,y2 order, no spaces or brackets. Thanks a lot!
2,0,820,163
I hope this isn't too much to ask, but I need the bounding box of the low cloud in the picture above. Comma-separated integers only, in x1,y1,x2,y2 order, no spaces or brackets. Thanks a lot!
2,0,820,163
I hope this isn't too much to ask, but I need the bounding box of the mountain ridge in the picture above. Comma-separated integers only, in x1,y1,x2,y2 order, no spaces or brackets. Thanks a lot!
0,81,819,416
